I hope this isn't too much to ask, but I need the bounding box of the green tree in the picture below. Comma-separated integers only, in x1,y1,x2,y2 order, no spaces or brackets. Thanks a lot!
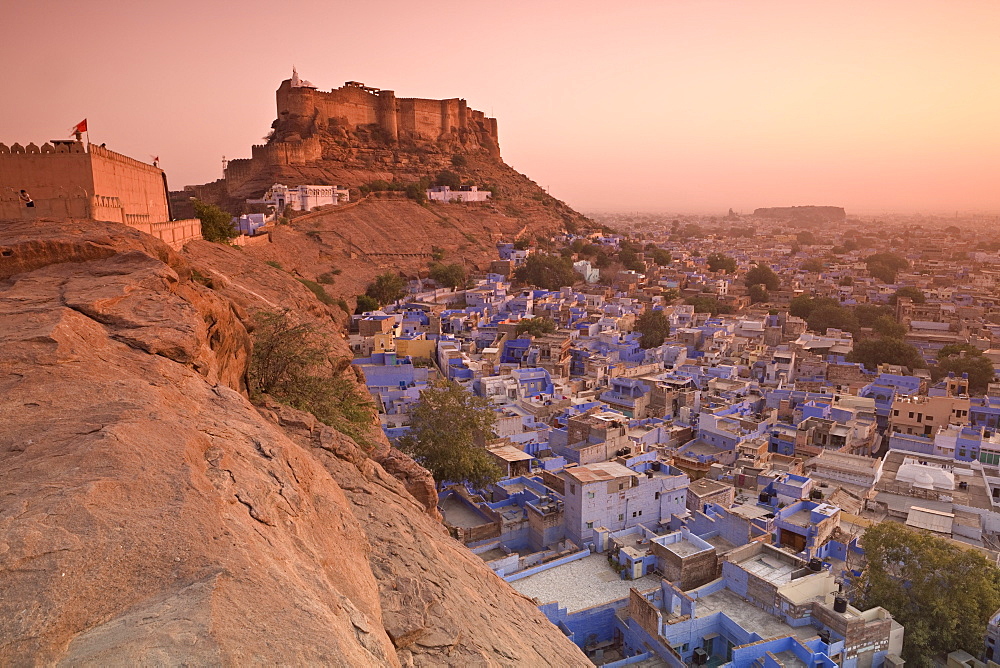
748,284,770,304
247,310,373,442
789,295,839,320
365,272,407,306
847,337,925,371
513,253,577,290
854,303,896,328
355,294,379,314
890,286,926,304
649,248,672,266
397,379,501,488
618,247,645,272
515,316,556,338
634,309,670,349
801,258,824,273
745,264,780,291
193,199,237,243
429,262,466,289
450,154,468,167
796,230,817,245
685,296,732,316
865,253,909,283
853,522,1000,666
807,304,859,334
706,253,737,273
872,315,907,339
838,276,854,286
434,170,462,189
934,346,995,393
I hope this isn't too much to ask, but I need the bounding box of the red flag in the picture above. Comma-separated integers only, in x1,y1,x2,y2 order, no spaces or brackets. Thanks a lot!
70,119,88,136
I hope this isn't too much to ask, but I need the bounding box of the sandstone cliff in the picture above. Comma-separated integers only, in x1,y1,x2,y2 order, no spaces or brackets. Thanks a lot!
0,218,588,666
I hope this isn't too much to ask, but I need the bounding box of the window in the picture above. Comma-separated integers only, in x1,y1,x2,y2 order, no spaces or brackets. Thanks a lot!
570,484,576,495
655,492,660,500
586,521,594,529
586,491,595,499
618,514,625,521
638,510,642,516
619,482,625,491
632,511,637,518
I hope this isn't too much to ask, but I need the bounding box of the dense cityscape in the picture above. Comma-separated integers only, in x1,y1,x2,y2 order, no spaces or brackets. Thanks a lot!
350,207,1000,667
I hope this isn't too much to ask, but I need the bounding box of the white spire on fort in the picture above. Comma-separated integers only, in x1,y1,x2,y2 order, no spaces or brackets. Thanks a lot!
290,66,315,89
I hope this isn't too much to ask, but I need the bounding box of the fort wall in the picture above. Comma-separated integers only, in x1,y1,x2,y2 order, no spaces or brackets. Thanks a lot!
276,79,498,144
89,144,171,224
0,140,200,250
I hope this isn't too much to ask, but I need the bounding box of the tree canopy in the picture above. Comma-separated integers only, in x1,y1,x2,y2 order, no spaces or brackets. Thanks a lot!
806,304,859,334
434,170,462,189
513,253,578,290
847,337,925,371
788,295,840,320
872,315,907,339
354,294,379,314
396,379,501,489
428,262,466,289
193,199,237,243
685,296,732,316
648,248,672,266
890,286,926,304
745,264,780,291
865,252,909,283
748,284,770,304
515,316,556,338
247,310,373,442
365,272,407,306
934,345,996,394
634,309,670,349
853,522,1000,666
800,258,824,273
706,252,737,274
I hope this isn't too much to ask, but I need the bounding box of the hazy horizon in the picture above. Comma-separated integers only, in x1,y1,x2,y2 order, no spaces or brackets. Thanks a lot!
3,0,998,215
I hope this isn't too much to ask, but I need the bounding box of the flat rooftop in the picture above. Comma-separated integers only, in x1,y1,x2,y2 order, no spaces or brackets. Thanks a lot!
440,496,492,529
694,587,816,643
736,552,797,586
509,553,659,613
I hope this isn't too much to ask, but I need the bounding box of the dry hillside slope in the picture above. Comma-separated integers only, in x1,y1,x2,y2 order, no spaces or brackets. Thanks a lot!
0,218,589,666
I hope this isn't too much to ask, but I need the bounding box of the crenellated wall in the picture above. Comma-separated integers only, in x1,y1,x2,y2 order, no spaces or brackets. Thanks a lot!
275,79,499,145
0,140,200,249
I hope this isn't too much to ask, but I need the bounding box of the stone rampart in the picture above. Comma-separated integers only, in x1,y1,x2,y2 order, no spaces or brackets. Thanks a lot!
0,140,200,249
276,79,498,145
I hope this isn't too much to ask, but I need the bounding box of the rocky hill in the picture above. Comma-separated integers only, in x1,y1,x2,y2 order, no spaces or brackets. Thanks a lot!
179,76,590,292
0,217,589,666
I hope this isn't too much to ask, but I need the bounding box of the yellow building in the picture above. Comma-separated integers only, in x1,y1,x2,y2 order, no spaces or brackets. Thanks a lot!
889,395,970,437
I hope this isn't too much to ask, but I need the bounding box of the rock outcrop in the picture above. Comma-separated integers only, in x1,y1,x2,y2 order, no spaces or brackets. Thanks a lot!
0,218,588,666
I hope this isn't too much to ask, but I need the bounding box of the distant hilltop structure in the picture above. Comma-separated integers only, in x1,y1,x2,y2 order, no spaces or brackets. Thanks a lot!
752,206,846,225
192,69,501,204
0,139,200,249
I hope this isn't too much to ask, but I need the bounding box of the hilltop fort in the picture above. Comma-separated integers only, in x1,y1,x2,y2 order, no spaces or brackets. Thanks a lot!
195,70,503,204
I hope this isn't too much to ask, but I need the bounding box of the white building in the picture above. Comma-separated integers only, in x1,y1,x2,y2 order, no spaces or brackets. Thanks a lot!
426,185,491,203
248,183,348,212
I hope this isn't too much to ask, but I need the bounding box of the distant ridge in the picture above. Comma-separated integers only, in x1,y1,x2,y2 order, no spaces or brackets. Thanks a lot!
752,206,846,225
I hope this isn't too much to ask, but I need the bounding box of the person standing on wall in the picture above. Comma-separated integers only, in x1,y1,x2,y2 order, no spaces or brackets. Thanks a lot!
19,190,34,208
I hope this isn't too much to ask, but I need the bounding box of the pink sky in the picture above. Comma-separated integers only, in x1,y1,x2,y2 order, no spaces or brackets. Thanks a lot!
3,0,999,215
